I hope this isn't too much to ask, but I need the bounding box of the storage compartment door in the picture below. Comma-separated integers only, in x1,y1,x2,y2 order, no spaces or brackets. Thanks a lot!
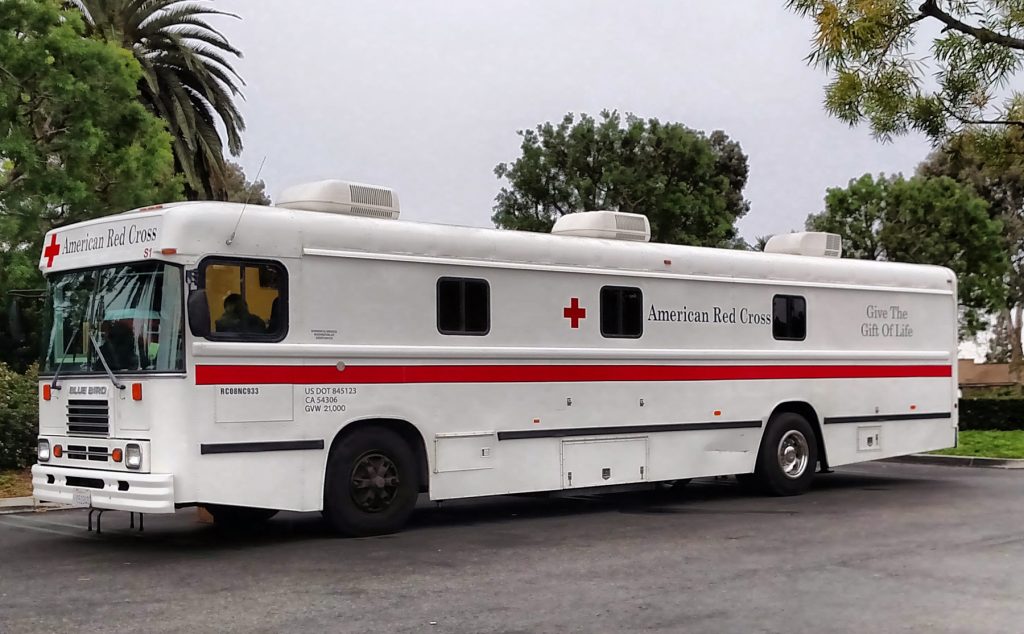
561,437,648,488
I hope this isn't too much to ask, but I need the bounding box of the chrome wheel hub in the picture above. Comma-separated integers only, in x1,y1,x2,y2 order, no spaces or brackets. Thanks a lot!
777,430,810,479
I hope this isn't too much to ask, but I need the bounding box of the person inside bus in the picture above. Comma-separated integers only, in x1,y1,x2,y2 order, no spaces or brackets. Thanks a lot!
268,296,282,334
216,293,266,334
94,320,139,371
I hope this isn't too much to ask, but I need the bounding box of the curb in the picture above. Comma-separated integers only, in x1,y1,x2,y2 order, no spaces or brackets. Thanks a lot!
0,497,70,515
883,454,1024,469
0,506,36,515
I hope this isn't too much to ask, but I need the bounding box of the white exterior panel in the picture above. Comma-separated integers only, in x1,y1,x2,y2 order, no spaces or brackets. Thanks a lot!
34,201,958,514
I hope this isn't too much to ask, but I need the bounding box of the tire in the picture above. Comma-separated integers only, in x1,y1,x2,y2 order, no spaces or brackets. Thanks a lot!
751,412,818,496
323,428,419,537
206,504,278,529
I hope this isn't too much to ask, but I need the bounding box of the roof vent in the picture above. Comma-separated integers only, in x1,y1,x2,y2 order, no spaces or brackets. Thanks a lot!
277,180,400,220
551,211,651,242
764,232,842,257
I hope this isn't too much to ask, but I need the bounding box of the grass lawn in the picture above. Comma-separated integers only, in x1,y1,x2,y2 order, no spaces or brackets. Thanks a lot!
932,430,1024,459
0,469,32,499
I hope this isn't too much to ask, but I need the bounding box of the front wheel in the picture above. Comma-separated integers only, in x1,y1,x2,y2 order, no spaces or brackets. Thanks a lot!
752,412,818,496
323,428,419,537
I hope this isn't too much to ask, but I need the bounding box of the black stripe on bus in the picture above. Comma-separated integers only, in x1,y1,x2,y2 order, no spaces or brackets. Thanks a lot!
823,412,952,425
200,440,325,455
496,420,762,441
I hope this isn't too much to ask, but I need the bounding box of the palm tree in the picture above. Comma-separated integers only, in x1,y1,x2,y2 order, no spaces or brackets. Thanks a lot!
72,0,245,200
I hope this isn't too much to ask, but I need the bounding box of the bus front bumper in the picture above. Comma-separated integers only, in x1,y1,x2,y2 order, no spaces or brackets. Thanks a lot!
31,464,175,514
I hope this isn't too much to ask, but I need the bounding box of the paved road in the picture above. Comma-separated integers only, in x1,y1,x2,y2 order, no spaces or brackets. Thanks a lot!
1,462,1022,633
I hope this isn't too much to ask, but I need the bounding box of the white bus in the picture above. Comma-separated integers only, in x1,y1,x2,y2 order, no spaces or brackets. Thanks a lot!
33,180,958,536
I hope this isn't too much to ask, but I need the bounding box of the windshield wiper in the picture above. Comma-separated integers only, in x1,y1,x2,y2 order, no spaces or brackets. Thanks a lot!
50,323,81,392
89,332,125,391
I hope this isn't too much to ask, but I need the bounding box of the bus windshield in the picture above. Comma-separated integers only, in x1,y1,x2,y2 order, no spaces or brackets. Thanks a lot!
41,262,185,375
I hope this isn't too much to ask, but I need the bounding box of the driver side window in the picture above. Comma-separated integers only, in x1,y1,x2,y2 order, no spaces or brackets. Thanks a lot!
198,259,288,341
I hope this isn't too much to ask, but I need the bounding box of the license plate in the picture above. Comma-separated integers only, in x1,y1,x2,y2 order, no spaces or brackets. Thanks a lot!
72,490,92,507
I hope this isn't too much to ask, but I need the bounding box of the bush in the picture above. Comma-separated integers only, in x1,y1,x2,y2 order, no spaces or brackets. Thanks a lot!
0,364,38,470
959,398,1024,431
960,385,1024,400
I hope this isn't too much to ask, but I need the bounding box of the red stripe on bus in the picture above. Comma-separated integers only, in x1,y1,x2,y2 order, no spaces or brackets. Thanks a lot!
194,363,953,385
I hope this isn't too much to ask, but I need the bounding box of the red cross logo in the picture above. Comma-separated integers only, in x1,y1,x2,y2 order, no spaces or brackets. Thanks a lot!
43,234,61,268
563,297,587,328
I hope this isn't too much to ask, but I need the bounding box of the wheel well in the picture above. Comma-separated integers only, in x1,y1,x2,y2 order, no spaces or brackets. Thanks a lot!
769,401,829,470
328,418,430,493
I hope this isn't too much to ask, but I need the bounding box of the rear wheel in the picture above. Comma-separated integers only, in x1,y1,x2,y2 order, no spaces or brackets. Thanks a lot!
323,428,419,537
750,412,818,496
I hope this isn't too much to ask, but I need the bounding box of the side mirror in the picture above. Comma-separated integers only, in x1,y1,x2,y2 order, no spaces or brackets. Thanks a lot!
187,289,211,338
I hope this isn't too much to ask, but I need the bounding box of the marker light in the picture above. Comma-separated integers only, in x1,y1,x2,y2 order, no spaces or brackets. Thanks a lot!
53,445,62,458
42,384,51,401
111,448,123,463
37,439,50,462
125,444,142,470
131,383,142,401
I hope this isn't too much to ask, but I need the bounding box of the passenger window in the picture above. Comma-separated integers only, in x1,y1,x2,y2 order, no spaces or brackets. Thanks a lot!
200,259,287,340
437,277,489,335
601,286,643,338
773,295,806,341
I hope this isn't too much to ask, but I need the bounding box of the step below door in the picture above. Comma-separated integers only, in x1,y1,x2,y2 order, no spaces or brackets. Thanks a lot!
561,437,648,488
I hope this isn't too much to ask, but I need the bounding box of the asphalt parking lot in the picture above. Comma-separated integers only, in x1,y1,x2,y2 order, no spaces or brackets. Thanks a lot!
1,462,1022,634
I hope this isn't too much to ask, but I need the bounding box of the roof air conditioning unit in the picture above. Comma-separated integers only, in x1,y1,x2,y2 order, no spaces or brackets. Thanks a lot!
551,211,651,242
763,232,842,258
277,180,400,220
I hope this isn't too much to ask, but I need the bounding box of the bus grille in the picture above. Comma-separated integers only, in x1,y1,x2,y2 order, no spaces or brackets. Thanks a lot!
67,399,109,437
66,445,109,462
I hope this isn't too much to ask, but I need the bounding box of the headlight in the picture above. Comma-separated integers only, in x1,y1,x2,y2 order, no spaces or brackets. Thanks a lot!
125,444,142,470
37,439,50,462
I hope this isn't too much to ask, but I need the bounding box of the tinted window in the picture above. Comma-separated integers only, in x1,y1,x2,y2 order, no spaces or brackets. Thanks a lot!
200,259,287,341
773,295,806,340
601,286,643,338
437,277,489,335
41,263,185,374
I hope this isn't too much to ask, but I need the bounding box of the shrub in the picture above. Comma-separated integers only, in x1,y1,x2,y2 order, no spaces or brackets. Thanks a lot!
958,398,1024,431
0,364,39,470
960,385,1024,400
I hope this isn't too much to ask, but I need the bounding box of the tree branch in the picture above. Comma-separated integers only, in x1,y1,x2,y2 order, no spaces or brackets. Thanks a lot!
940,99,1024,129
877,13,929,61
0,165,26,196
919,0,1024,50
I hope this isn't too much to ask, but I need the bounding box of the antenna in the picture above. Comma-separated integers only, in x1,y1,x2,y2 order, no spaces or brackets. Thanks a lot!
226,155,267,246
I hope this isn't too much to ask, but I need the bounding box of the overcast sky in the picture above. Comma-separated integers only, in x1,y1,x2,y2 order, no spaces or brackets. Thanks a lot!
211,1,934,241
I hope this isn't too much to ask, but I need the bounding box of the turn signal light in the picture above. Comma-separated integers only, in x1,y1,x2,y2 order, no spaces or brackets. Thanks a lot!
53,444,62,458
111,448,123,463
42,384,51,401
131,383,142,401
